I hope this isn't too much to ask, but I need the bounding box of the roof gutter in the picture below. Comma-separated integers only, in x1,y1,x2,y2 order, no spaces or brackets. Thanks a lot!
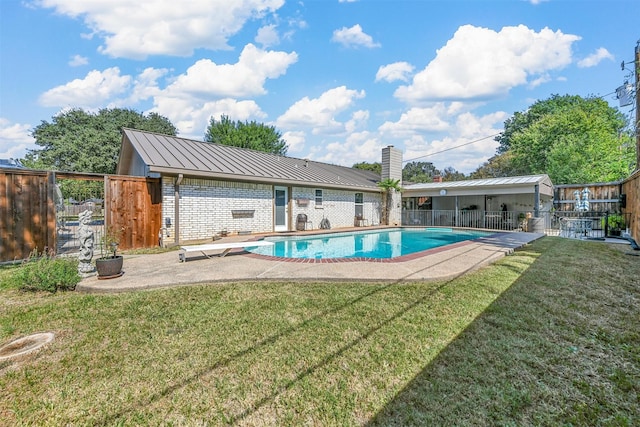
149,166,382,193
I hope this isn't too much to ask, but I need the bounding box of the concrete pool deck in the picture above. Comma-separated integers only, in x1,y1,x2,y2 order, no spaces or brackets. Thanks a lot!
77,230,545,293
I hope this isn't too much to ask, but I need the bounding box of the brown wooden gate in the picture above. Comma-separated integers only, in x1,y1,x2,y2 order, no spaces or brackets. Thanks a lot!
105,176,162,250
0,169,161,262
0,170,56,262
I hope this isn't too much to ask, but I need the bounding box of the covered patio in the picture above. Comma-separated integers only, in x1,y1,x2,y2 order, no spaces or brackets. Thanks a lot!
401,175,554,231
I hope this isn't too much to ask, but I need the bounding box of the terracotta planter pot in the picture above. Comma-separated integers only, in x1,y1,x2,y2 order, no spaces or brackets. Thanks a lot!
96,255,124,279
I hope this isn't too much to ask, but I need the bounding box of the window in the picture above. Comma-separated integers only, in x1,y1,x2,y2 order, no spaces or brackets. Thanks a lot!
355,192,363,217
315,189,323,207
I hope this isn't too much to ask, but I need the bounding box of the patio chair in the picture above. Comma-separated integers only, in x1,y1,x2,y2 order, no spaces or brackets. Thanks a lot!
296,213,311,231
354,214,369,227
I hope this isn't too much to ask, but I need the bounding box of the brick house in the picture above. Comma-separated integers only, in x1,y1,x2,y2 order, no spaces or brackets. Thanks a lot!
116,129,403,244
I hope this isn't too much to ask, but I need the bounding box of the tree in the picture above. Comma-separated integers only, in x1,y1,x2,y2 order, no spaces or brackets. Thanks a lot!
470,152,525,179
24,108,177,174
440,166,466,182
377,178,402,225
353,162,381,175
488,94,635,184
495,94,588,154
402,161,439,183
204,115,287,155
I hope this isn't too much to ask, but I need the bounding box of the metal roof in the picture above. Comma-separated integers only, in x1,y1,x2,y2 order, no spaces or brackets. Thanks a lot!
405,175,551,190
404,174,554,196
118,128,381,191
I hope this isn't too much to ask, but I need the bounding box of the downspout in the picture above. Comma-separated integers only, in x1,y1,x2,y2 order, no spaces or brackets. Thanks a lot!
174,174,183,245
534,184,540,218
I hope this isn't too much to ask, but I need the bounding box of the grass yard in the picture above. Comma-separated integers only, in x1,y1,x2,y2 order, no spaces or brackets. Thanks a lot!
0,237,638,425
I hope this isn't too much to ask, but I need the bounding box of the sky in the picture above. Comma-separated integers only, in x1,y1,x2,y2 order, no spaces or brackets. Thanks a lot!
1,0,638,174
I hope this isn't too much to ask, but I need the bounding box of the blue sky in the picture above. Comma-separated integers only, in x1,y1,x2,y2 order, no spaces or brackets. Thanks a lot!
1,0,638,173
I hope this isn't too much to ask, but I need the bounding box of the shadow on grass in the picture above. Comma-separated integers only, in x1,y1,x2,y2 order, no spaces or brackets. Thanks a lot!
96,240,510,425
367,237,640,426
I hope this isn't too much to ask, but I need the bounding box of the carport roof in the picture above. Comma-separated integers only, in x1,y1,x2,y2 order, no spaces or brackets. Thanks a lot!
404,174,554,196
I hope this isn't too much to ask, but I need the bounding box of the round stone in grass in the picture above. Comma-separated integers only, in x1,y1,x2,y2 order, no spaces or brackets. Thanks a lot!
0,332,55,361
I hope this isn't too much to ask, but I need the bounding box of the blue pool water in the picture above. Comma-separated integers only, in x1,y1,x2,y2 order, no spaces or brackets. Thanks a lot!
248,228,493,260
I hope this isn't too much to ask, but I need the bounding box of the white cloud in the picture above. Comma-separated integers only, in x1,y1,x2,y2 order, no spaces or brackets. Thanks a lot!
276,86,366,134
395,24,580,103
147,43,297,137
528,73,552,88
282,130,306,153
345,110,369,133
402,110,507,173
255,24,280,48
125,67,170,105
36,0,285,59
378,104,452,137
577,47,614,68
36,44,296,139
331,24,380,49
0,118,36,159
164,44,297,98
376,62,414,83
38,67,131,108
151,97,266,139
68,54,88,66
311,131,384,167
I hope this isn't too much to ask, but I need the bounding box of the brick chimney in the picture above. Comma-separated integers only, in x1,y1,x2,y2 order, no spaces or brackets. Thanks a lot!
433,175,443,183
381,145,403,226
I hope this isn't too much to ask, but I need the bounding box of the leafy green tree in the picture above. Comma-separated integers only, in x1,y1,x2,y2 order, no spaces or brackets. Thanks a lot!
489,94,634,183
24,108,177,174
441,166,466,182
402,161,439,183
204,115,287,155
377,178,402,225
470,152,525,179
496,94,588,154
353,162,381,175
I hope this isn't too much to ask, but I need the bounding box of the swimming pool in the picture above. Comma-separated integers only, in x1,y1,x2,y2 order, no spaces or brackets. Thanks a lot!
248,228,493,260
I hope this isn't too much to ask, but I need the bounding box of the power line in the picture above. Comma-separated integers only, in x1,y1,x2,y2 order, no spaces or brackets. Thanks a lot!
403,133,501,164
402,89,627,165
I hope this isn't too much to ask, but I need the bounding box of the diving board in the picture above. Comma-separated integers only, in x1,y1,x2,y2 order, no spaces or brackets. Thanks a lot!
179,240,274,262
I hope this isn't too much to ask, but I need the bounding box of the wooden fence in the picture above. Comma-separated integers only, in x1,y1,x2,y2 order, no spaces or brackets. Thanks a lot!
0,169,161,262
557,177,640,242
554,182,622,212
0,170,56,262
622,169,640,242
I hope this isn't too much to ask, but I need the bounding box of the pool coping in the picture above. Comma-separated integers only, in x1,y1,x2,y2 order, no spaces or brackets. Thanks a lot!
77,229,546,294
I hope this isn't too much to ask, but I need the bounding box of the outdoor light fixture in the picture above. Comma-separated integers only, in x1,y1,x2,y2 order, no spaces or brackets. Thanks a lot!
165,217,171,227
440,189,447,196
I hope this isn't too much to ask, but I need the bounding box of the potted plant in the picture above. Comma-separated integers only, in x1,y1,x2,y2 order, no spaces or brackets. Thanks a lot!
95,226,124,279
603,214,625,237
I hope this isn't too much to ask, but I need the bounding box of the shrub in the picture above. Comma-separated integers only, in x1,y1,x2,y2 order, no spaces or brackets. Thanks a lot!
3,250,80,292
601,214,626,231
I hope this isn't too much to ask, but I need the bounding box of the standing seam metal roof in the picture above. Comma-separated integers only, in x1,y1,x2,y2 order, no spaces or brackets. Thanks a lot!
121,128,381,190
404,175,552,190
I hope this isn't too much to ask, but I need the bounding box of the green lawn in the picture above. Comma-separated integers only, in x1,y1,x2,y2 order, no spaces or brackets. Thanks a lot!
1,237,638,425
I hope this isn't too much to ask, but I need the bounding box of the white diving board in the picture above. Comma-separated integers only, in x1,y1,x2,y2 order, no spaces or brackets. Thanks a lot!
179,240,274,262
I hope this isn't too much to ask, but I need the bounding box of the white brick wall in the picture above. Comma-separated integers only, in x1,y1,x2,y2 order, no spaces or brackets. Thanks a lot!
162,177,272,242
161,177,383,243
291,187,381,229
